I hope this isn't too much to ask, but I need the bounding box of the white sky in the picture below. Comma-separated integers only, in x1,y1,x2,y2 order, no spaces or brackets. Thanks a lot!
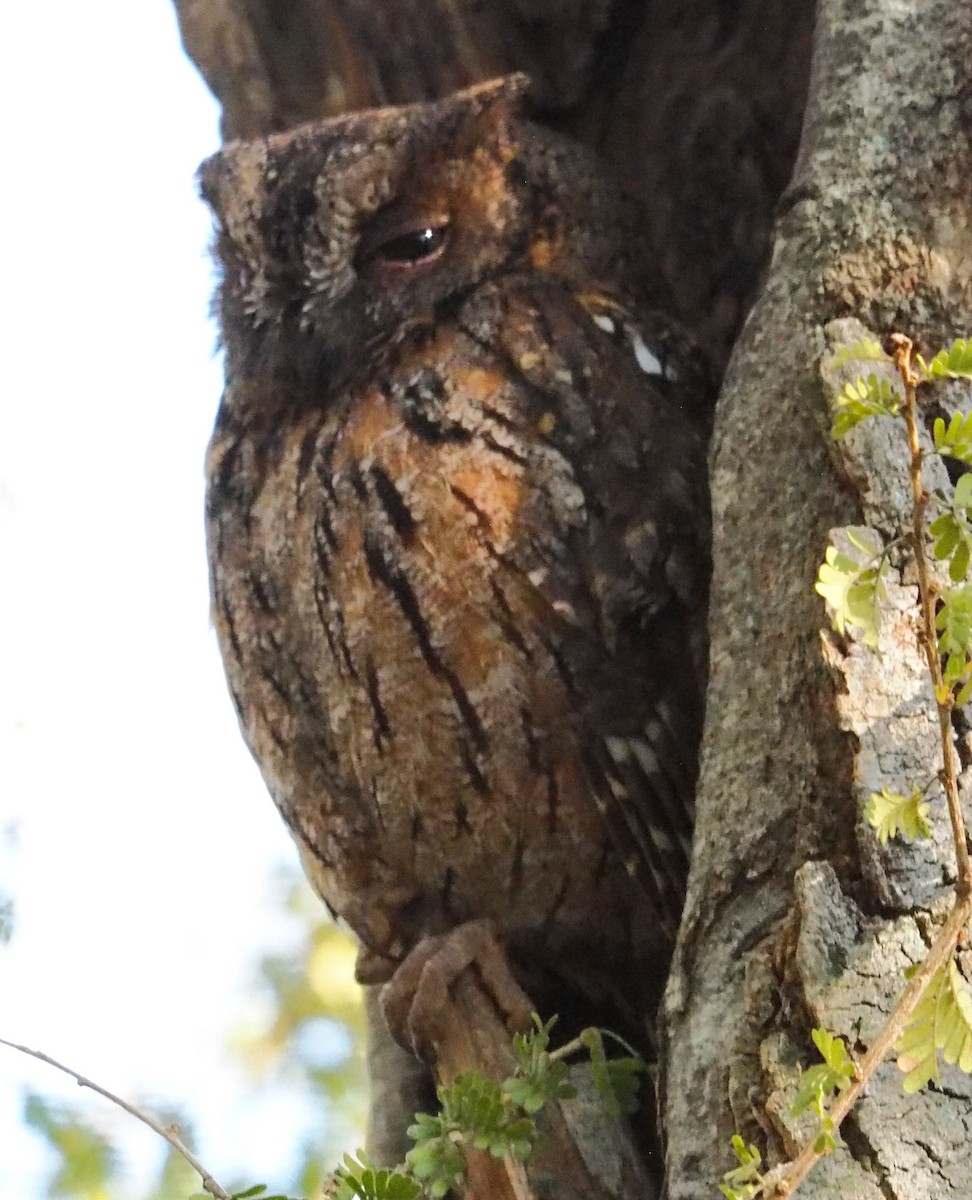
0,4,355,1195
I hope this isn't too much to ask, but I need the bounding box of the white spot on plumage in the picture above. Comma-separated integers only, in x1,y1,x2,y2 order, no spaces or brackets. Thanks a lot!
591,313,616,334
631,740,660,777
631,331,664,377
644,821,674,852
605,735,630,764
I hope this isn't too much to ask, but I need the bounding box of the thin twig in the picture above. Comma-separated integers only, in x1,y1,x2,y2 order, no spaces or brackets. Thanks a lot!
548,1026,642,1067
893,332,972,895
760,892,972,1197
0,1035,233,1200
548,1035,586,1063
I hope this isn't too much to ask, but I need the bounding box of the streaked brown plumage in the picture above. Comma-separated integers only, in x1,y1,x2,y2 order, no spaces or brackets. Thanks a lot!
200,75,710,1034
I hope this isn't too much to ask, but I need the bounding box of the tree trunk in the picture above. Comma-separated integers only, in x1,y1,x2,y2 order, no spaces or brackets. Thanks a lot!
173,0,972,1195
663,2,972,1195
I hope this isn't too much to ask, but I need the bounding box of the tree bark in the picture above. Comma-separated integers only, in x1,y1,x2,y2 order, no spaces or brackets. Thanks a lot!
662,1,972,1196
173,0,972,1195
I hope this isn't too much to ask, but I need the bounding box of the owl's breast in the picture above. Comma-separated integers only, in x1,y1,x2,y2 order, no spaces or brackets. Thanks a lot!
206,276,707,981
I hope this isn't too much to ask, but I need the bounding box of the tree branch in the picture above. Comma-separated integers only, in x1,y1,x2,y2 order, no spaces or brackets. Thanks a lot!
0,1036,233,1200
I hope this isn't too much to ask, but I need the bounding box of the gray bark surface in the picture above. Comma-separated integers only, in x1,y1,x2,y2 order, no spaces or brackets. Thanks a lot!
661,1,972,1195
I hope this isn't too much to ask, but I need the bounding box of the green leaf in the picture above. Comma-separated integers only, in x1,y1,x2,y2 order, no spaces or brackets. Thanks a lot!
718,1134,763,1200
937,584,972,659
792,1029,854,1118
406,1069,545,1193
815,529,887,647
930,512,960,561
333,1017,650,1199
811,1118,840,1155
332,1152,423,1200
405,1130,464,1199
943,646,972,707
942,961,972,1072
812,1028,855,1078
827,340,891,368
830,373,901,438
929,479,972,583
954,472,972,510
501,1070,574,1114
864,786,932,845
501,1014,576,1114
846,527,881,557
579,1028,645,1117
951,539,971,583
934,411,972,466
896,958,972,1091
923,339,972,381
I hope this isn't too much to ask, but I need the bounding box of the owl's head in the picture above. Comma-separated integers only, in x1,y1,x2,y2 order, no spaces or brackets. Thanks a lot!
200,75,642,396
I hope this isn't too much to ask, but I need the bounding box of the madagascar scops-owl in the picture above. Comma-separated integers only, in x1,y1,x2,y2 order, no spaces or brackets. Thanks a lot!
200,75,710,1026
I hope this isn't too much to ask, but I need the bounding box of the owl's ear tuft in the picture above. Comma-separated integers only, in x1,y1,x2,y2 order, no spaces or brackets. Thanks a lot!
197,149,233,221
198,141,273,241
433,74,532,156
449,73,531,135
197,153,218,209
459,73,532,116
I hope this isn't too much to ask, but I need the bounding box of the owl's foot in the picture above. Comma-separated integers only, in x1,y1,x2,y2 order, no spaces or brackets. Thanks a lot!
380,919,534,1065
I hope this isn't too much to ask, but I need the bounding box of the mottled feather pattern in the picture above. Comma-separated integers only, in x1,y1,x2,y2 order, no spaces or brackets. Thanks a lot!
202,76,710,1023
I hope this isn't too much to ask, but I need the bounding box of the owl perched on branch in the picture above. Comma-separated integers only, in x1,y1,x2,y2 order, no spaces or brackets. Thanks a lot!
201,75,710,1044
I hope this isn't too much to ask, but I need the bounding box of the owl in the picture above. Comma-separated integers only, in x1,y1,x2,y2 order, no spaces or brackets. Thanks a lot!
200,75,710,1044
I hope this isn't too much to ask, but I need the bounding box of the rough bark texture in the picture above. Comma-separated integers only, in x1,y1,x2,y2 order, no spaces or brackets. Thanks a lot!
173,0,814,363
174,0,972,1195
661,1,972,1196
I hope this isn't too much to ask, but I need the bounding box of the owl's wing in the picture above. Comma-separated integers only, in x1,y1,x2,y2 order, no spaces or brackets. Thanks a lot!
478,279,711,942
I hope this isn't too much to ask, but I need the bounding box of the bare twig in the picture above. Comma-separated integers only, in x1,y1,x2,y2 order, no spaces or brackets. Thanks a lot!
0,1036,233,1200
892,332,972,895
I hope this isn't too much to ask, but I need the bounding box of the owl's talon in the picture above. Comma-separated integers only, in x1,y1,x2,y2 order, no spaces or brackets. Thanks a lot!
354,945,403,986
380,920,534,1065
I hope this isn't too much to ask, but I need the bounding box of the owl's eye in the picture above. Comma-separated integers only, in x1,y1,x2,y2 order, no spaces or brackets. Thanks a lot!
375,226,448,265
356,218,449,272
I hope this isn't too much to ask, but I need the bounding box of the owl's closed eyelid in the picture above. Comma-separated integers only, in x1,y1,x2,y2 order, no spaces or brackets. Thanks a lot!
355,205,452,273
